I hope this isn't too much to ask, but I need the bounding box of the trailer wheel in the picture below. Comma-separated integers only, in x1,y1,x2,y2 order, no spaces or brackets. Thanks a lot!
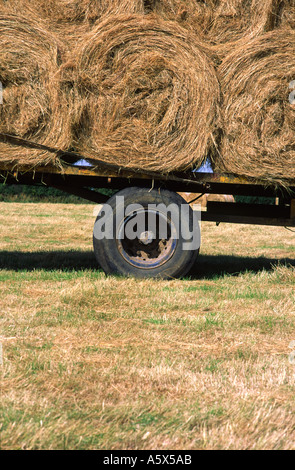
93,187,200,279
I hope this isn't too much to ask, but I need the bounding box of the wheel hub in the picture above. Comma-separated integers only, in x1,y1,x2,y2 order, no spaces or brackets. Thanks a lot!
139,231,155,245
116,208,178,270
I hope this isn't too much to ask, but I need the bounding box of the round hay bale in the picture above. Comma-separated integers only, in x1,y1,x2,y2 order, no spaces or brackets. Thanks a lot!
146,1,283,52
215,30,295,184
0,14,71,168
73,14,221,173
1,1,146,51
2,0,145,24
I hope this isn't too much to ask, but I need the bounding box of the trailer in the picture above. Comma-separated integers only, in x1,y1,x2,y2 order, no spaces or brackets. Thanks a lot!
0,140,294,279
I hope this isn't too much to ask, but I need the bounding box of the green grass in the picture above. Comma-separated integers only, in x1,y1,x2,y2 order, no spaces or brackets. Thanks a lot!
0,202,295,449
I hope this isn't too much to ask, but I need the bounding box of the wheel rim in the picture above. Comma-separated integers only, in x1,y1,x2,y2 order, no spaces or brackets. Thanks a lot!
116,208,178,270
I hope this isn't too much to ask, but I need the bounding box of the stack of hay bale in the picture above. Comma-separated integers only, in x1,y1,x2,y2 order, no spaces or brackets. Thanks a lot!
0,0,294,185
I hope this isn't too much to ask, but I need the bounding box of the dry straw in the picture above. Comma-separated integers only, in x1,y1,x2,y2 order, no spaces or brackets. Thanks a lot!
2,0,146,49
72,14,221,173
279,0,295,29
0,1,294,181
0,14,71,167
2,0,145,23
215,30,295,184
147,0,284,53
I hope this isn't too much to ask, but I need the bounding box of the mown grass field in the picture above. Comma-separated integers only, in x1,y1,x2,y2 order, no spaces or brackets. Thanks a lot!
0,201,295,450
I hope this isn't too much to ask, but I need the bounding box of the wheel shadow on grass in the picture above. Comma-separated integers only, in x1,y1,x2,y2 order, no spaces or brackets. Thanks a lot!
0,250,293,279
0,250,100,272
188,254,295,280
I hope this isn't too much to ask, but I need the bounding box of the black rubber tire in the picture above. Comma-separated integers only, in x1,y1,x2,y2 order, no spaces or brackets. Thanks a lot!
93,187,200,279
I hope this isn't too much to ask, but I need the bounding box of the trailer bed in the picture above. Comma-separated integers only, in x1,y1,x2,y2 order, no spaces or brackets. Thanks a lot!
0,159,295,227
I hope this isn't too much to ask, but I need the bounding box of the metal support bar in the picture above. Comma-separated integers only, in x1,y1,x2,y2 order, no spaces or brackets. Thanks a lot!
1,170,294,198
202,213,295,227
49,185,109,204
206,201,291,219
